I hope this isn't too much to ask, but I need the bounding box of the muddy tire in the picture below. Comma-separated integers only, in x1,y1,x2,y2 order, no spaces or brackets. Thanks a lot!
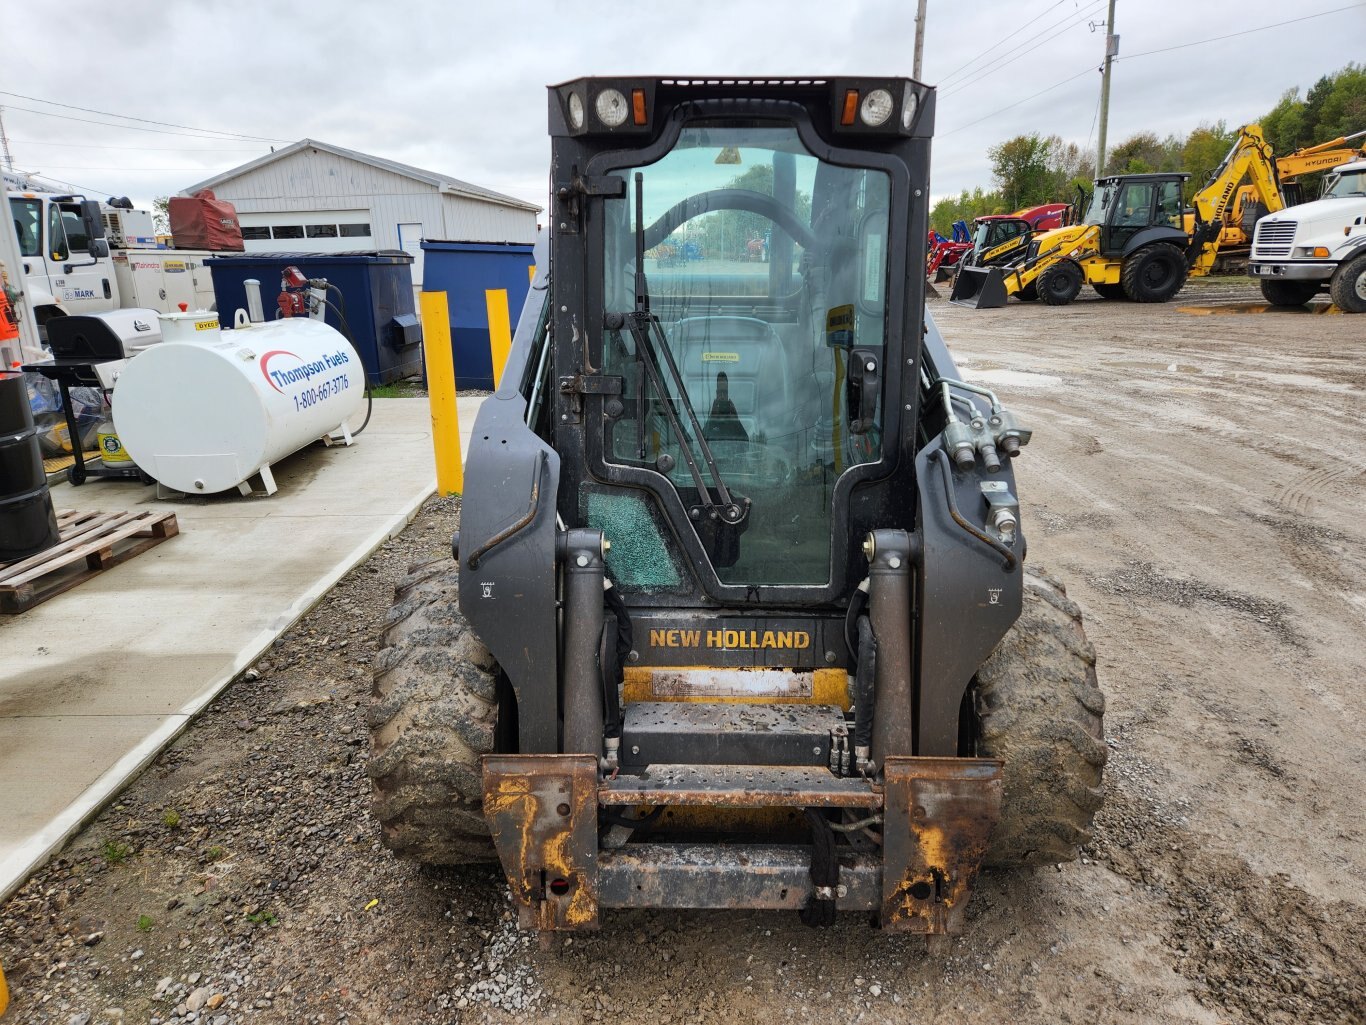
974,567,1107,868
1328,252,1366,314
1121,242,1187,302
368,558,499,863
1260,278,1320,307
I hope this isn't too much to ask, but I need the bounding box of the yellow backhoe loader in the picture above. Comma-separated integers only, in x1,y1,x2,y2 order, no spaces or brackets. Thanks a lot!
950,124,1361,308
951,172,1196,307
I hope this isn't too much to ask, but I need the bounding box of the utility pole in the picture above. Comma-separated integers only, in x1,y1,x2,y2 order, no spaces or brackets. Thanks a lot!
1095,0,1119,176
912,0,928,80
0,107,14,173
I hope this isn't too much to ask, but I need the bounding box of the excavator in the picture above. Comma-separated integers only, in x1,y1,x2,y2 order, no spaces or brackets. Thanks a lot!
1221,129,1366,266
950,124,1357,308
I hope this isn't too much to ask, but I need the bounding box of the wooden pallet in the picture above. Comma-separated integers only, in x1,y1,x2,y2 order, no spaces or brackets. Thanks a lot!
0,509,179,614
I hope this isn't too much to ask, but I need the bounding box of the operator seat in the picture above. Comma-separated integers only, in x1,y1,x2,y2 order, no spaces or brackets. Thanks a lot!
671,316,792,444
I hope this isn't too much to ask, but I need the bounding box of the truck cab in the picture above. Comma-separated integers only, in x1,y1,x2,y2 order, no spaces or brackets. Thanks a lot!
8,190,117,329
1249,160,1366,312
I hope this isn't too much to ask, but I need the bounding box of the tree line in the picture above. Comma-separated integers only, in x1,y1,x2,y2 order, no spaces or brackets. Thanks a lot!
929,63,1365,236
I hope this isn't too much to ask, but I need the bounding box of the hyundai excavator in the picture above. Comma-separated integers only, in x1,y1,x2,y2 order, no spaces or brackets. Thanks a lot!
950,124,1346,308
1222,129,1366,266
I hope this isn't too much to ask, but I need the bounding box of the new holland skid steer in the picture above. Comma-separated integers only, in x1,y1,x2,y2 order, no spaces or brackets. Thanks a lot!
368,77,1106,935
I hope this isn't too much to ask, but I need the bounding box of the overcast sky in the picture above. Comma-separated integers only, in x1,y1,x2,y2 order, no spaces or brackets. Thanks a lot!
4,0,1363,214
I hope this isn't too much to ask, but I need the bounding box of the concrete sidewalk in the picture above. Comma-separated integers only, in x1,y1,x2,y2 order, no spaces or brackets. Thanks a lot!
0,396,481,901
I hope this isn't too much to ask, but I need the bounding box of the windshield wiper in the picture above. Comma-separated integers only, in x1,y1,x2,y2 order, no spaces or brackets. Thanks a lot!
622,171,746,528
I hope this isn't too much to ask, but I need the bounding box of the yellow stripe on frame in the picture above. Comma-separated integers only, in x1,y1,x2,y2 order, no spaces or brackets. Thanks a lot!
622,666,850,709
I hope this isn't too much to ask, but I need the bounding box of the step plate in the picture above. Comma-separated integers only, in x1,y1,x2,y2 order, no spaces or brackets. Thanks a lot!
620,701,847,769
603,763,881,808
599,843,881,910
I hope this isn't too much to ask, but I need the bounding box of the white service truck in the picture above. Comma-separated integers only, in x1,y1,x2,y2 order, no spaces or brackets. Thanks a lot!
1248,159,1366,313
6,182,216,337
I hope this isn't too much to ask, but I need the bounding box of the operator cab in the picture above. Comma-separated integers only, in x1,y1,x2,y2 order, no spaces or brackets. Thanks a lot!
1083,173,1187,254
537,78,935,604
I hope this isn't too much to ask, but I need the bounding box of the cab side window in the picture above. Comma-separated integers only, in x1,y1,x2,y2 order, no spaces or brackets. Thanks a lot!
61,209,91,253
1157,181,1183,228
47,205,70,262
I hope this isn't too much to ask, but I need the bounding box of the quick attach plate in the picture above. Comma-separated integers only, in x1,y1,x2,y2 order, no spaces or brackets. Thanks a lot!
880,755,1003,933
482,754,600,930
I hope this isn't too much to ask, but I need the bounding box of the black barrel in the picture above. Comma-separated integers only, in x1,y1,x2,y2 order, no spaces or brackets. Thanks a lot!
0,372,61,561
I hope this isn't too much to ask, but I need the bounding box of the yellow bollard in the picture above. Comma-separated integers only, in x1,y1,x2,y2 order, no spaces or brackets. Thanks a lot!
485,288,513,390
528,263,536,284
419,290,463,496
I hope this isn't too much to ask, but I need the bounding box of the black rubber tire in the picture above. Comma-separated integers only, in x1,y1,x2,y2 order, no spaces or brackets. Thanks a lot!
1260,278,1320,308
974,567,1107,868
368,558,499,864
1092,282,1127,300
1037,262,1083,306
1120,243,1188,303
1016,284,1039,302
1328,252,1366,314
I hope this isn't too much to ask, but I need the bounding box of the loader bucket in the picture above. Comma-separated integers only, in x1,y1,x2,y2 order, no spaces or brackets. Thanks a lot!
949,266,1008,309
933,264,955,283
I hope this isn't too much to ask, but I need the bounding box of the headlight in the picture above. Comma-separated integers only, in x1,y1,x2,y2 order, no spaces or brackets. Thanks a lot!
595,88,629,128
567,92,585,130
901,84,918,129
860,88,894,127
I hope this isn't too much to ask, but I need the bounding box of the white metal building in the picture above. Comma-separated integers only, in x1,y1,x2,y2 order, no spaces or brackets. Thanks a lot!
180,139,541,285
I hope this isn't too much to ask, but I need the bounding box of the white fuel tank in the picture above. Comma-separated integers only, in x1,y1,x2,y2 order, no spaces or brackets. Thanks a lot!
114,315,364,495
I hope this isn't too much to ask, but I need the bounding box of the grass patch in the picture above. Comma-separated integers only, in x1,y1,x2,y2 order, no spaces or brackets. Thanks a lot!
205,845,227,863
368,379,427,398
136,914,154,932
100,839,132,865
161,809,181,829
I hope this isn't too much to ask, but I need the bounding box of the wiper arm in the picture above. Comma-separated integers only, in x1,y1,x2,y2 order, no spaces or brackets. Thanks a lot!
624,312,741,522
625,171,744,525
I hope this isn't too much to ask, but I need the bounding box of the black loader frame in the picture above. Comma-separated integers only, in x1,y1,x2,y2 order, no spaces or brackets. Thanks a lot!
381,77,1096,936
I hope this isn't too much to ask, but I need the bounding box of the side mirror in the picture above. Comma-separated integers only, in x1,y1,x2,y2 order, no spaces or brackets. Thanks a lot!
80,199,107,243
88,238,110,259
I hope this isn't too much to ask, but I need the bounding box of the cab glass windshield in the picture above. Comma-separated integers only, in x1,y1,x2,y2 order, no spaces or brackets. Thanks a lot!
599,124,891,586
1324,169,1366,198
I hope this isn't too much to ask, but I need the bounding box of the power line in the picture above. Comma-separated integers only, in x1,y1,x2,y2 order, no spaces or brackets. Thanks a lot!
11,139,261,153
11,169,117,196
1115,3,1364,61
2,103,284,142
0,90,290,143
941,0,1106,98
940,65,1098,136
20,165,239,172
937,0,1071,87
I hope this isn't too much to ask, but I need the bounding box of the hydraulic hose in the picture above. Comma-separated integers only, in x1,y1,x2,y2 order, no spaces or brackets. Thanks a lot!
853,615,876,756
318,296,373,437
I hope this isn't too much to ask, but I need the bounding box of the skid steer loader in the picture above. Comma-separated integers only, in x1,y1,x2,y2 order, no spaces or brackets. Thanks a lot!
369,77,1106,935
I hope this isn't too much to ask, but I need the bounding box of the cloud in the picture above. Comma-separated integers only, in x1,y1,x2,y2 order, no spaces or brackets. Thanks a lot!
6,0,1362,211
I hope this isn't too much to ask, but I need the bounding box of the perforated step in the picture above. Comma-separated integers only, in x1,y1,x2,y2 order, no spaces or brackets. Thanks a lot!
620,701,847,769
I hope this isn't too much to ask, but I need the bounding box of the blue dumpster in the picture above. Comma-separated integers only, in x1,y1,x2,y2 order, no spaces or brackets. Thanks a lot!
420,241,535,390
204,251,423,386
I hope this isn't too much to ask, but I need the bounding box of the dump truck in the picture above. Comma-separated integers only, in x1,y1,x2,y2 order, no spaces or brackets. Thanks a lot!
369,76,1105,935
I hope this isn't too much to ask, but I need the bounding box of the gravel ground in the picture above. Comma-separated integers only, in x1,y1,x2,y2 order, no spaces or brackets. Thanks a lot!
1,276,1364,1025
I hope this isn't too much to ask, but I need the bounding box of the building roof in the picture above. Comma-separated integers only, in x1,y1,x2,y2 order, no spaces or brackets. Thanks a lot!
181,139,541,213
